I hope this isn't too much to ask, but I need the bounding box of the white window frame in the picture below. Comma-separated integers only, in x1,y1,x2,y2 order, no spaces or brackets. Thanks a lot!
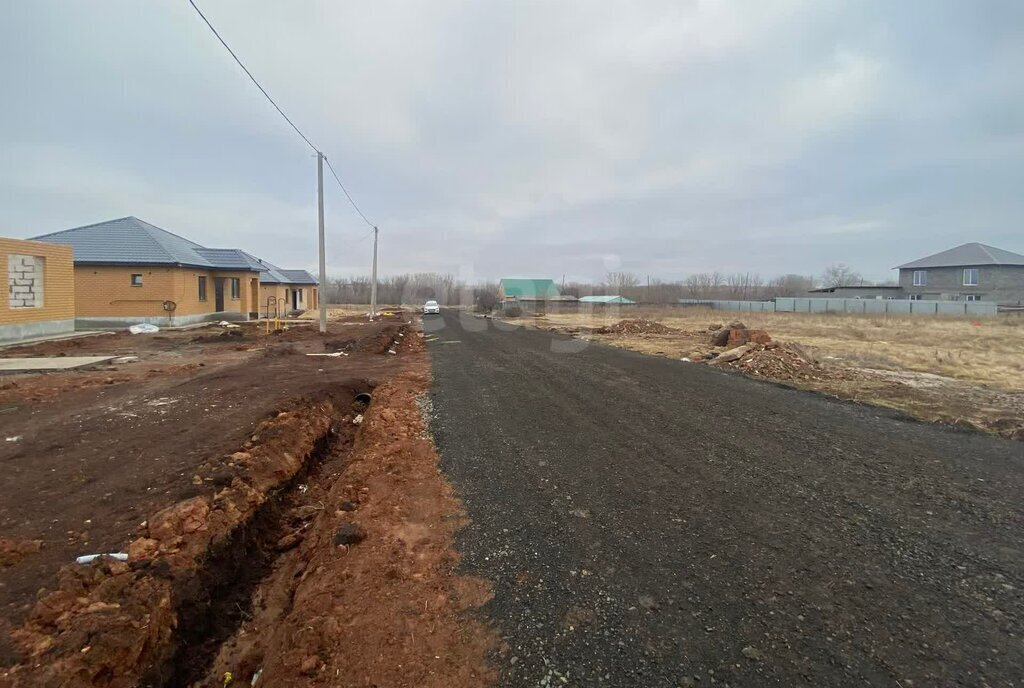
912,270,927,286
909,294,923,301
131,273,143,287
964,294,981,302
962,268,979,286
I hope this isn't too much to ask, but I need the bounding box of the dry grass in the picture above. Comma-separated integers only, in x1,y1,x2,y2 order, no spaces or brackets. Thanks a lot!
526,307,1024,391
293,304,405,320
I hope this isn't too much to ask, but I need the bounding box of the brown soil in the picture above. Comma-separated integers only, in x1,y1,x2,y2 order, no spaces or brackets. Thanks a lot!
594,319,676,335
0,314,493,687
203,344,494,688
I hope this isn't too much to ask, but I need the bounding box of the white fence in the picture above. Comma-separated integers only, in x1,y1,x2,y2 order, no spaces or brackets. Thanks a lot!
678,298,998,317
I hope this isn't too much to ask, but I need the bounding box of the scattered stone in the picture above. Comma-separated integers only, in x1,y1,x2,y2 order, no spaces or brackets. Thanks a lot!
638,595,659,611
707,323,723,331
339,500,357,512
353,414,364,425
710,328,730,346
275,532,303,552
742,645,765,661
712,344,752,364
334,522,365,546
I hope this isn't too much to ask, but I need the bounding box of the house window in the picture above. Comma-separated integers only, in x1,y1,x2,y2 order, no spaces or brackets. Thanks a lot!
909,294,923,301
230,278,240,299
131,273,143,286
963,268,979,286
912,270,927,286
7,255,44,308
198,276,207,301
964,294,982,302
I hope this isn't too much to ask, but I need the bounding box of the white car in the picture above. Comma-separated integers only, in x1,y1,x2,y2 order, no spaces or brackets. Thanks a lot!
423,300,440,315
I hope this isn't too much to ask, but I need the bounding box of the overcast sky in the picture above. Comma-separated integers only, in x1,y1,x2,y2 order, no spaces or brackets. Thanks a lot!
2,1,1022,283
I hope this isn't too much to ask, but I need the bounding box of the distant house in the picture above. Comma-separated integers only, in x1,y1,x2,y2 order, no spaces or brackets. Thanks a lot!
497,278,561,301
579,295,636,305
32,216,319,327
896,242,1024,305
1,237,76,342
805,286,903,300
496,278,576,313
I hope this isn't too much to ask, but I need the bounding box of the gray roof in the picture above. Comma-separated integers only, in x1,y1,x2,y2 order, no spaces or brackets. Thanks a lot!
32,216,217,268
31,216,318,284
896,242,1024,269
278,269,318,285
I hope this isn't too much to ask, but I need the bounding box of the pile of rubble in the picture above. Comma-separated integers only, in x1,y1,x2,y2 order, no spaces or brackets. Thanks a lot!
692,322,834,382
710,342,830,381
596,319,675,335
707,321,771,347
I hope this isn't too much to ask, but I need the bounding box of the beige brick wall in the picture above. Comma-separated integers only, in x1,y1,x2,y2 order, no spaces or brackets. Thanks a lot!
258,284,318,316
0,237,75,325
74,266,259,319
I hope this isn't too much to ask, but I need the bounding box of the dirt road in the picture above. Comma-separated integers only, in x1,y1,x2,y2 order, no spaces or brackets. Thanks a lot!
425,310,1024,687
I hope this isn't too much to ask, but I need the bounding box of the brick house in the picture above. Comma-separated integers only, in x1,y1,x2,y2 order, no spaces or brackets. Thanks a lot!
32,217,318,327
0,237,76,342
896,243,1024,306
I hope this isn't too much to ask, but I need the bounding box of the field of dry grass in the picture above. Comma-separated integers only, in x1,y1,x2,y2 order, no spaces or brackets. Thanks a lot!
528,307,1024,391
515,306,1024,439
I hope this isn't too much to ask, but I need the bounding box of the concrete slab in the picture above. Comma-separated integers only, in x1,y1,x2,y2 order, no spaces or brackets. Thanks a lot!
0,356,115,372
0,331,115,350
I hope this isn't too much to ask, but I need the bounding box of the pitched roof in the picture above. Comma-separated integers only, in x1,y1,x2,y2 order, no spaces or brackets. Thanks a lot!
32,216,217,268
31,216,318,283
499,278,560,299
278,269,318,285
579,295,636,304
896,242,1024,269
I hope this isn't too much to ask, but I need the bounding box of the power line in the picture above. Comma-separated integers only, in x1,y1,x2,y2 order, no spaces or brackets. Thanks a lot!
187,0,317,153
324,155,376,229
187,0,379,229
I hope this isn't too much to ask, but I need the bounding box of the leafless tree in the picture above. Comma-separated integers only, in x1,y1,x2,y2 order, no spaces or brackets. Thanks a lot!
821,264,864,288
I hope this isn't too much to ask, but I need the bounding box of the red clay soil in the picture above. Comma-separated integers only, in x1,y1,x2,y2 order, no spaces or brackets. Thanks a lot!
203,336,495,688
0,318,494,688
0,318,407,668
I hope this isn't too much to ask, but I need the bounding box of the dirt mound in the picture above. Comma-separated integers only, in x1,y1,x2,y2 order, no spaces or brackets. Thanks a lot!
0,539,41,568
709,342,837,382
596,319,674,335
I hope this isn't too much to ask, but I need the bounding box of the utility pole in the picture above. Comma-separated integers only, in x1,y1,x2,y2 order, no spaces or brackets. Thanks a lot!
317,152,327,334
370,226,378,319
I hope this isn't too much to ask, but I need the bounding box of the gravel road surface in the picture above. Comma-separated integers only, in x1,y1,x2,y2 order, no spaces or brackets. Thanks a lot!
425,310,1023,687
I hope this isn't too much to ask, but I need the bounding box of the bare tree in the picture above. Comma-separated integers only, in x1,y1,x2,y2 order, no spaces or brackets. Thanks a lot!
767,274,815,297
821,264,863,288
604,272,641,295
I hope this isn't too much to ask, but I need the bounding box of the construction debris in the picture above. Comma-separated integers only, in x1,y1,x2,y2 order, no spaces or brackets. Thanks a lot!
596,319,675,335
709,321,772,348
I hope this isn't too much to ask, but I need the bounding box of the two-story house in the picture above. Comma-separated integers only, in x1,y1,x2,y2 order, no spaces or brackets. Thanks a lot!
896,243,1024,305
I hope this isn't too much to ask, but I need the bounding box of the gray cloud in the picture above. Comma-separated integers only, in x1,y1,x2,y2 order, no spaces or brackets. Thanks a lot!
2,0,1022,283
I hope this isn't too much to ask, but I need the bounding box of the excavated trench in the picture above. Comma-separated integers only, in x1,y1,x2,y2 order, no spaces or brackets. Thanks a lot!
6,384,375,688
155,387,374,688
151,431,342,688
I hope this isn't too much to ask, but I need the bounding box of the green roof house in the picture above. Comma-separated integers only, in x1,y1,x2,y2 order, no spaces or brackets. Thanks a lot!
498,278,560,301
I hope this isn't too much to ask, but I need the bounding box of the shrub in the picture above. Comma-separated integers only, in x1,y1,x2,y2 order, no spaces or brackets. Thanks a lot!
504,306,523,318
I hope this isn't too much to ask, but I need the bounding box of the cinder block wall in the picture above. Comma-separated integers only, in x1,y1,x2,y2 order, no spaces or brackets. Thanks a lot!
0,237,75,328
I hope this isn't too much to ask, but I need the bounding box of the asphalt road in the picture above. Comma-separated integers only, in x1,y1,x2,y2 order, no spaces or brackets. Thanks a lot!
425,310,1024,687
